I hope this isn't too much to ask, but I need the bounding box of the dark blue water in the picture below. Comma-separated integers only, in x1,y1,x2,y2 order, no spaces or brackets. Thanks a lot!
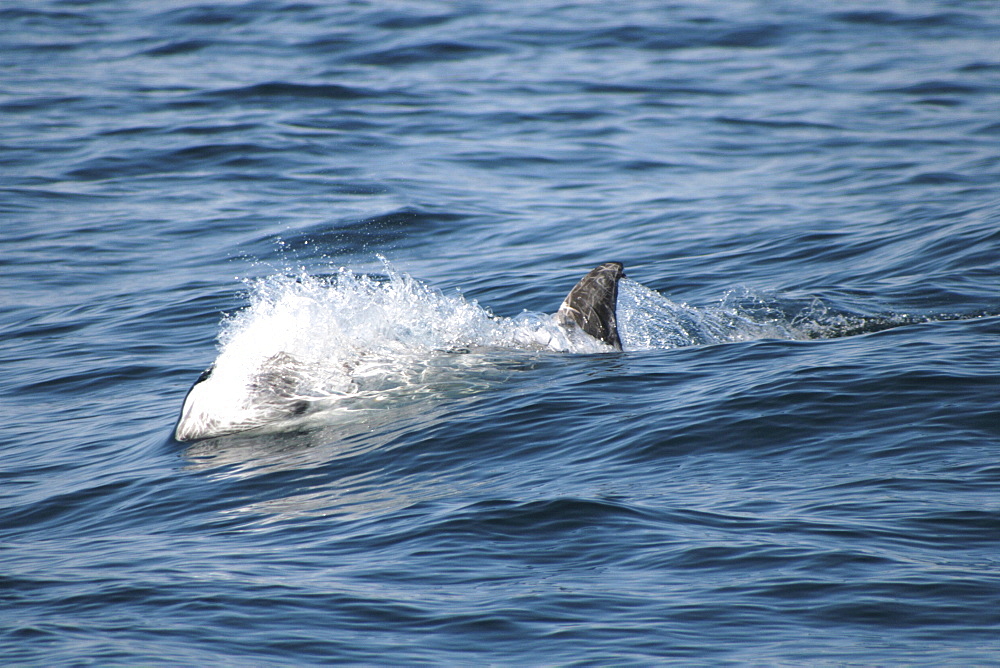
3,0,999,664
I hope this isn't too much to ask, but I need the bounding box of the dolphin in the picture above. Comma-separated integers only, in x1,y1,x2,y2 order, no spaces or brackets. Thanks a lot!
174,262,626,441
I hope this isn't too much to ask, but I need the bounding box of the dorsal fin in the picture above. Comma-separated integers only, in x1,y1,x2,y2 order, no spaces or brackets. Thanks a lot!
556,262,625,350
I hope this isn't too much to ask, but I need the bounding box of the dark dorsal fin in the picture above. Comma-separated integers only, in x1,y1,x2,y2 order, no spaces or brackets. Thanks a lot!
556,262,625,350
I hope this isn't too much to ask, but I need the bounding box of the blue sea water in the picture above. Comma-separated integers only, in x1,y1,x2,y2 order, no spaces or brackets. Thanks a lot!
2,0,999,664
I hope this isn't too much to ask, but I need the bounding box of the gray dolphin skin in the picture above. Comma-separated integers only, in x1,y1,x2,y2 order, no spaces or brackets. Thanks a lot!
555,261,626,350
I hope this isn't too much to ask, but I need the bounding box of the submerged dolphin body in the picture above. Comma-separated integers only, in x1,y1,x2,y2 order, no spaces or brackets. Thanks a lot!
174,262,626,442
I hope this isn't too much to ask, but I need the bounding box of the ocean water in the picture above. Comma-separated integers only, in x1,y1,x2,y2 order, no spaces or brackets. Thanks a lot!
2,0,999,664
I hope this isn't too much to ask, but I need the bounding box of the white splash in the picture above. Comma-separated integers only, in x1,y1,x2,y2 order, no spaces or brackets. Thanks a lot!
616,279,807,349
175,263,608,441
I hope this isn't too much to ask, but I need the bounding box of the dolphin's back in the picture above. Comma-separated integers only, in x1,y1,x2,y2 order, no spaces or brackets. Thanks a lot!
556,262,625,350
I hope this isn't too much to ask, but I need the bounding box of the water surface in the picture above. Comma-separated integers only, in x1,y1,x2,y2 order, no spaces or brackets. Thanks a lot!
2,0,999,664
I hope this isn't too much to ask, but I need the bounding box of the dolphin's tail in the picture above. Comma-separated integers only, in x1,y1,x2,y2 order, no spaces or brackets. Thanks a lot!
556,262,626,350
